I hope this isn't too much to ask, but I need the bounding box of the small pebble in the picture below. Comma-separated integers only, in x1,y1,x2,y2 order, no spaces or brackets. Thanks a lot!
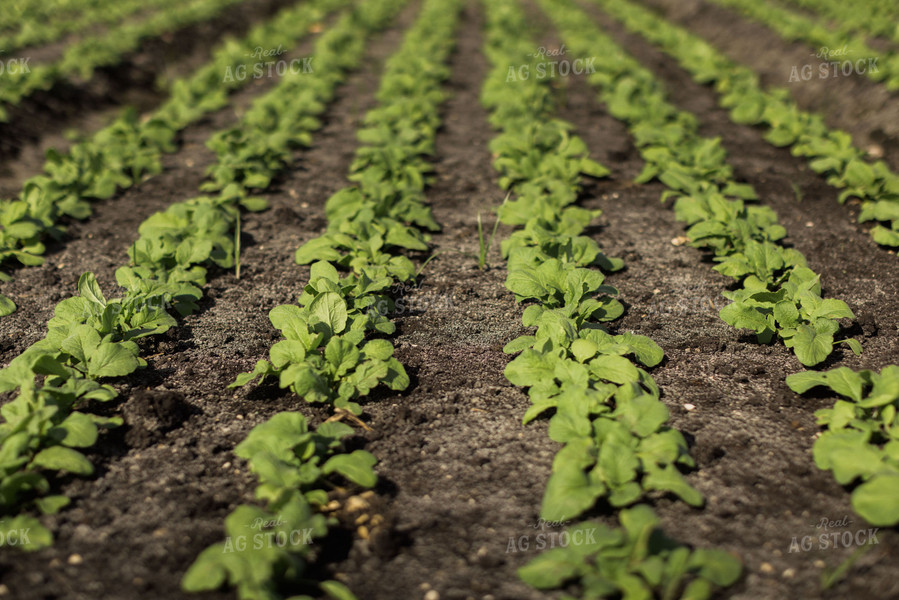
68,554,82,565
684,403,696,411
760,562,774,574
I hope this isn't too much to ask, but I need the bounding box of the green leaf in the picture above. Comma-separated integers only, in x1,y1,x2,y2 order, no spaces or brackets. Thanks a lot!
181,545,228,592
31,446,94,475
542,458,601,522
518,548,580,588
0,294,16,317
320,580,360,600
35,495,71,515
570,339,597,363
88,341,140,378
77,272,106,307
0,515,53,550
720,302,769,332
269,340,307,368
588,355,640,384
61,324,100,365
789,324,833,366
58,412,99,447
309,292,348,336
322,451,378,488
852,474,899,526
773,301,799,328
689,548,743,586
644,464,704,507
362,339,394,361
325,337,360,377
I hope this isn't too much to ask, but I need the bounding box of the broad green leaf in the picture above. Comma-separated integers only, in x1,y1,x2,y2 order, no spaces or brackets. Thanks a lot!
852,474,899,526
0,294,16,317
0,515,52,550
88,341,140,378
322,451,377,488
518,548,580,588
542,460,601,522
31,446,93,475
320,580,360,600
77,272,106,307
789,324,833,366
35,495,71,515
309,292,348,335
269,340,307,368
589,355,640,384
58,412,99,447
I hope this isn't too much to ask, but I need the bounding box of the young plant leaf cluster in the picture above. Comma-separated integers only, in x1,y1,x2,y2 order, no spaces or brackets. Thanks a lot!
594,0,899,251
481,1,740,596
561,0,860,366
0,0,401,549
787,366,899,527
519,505,741,599
182,413,377,600
0,0,351,316
235,0,461,413
185,2,461,597
708,0,899,90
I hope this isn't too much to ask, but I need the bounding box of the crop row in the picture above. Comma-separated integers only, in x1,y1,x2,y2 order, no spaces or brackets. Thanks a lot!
181,0,462,598
783,0,899,46
0,0,245,120
0,0,352,317
0,0,184,54
709,0,899,91
594,0,899,252
565,0,861,368
588,0,899,529
0,0,111,33
0,0,402,552
480,0,741,597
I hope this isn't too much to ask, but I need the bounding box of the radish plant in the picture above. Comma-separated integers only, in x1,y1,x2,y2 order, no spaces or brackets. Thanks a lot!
787,366,899,527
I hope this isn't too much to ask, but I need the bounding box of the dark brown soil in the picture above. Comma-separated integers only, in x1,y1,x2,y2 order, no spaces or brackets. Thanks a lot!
1,1,898,599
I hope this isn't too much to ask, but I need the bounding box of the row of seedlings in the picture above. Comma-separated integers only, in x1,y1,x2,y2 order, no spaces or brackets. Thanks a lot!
708,0,899,90
0,0,403,550
0,0,115,31
0,0,352,316
181,1,463,598
552,0,860,367
568,0,899,536
592,0,899,252
479,0,742,597
0,0,189,54
0,0,248,118
785,0,899,41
